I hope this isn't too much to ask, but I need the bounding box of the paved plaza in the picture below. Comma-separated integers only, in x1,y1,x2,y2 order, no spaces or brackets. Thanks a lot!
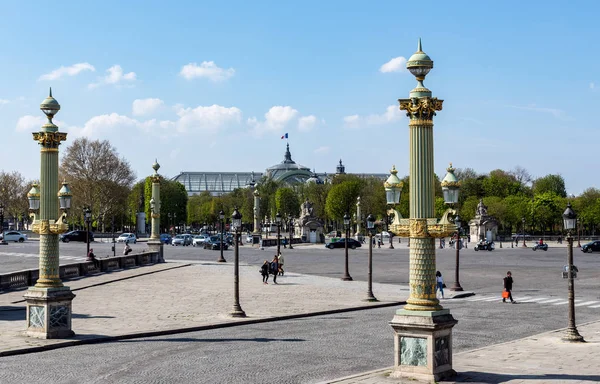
1,241,600,383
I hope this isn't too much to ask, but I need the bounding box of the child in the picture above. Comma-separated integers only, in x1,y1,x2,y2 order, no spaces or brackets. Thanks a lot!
436,271,444,299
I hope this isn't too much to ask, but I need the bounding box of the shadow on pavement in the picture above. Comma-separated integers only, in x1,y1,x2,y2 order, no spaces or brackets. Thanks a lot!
72,313,116,319
451,372,600,383
121,337,306,343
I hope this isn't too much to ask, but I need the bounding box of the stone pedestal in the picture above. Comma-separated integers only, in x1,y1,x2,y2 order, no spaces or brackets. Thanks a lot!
147,240,164,263
24,286,75,339
389,309,458,382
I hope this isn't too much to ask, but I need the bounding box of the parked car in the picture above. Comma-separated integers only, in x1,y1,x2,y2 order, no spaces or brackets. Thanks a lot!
581,241,600,253
204,235,229,250
60,230,94,243
182,234,193,246
117,233,137,244
192,234,210,247
0,231,28,242
326,238,362,249
171,234,187,246
159,233,172,244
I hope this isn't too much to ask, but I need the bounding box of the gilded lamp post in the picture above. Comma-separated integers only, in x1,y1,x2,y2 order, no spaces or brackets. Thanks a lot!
389,40,458,381
147,160,164,263
24,89,76,339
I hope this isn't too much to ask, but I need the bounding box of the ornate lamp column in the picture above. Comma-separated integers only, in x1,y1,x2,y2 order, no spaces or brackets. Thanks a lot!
562,203,584,342
355,197,362,241
230,207,246,318
364,214,377,302
341,212,353,281
147,160,164,263
389,40,458,381
24,89,76,339
217,210,226,263
276,211,282,255
441,164,463,291
252,189,261,246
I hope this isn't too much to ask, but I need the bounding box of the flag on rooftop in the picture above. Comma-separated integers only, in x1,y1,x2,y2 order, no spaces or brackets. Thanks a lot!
281,133,288,139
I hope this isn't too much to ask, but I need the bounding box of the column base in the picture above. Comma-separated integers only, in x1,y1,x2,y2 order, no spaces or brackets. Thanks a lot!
390,309,458,382
147,240,164,263
230,305,246,318
562,327,585,343
23,286,76,339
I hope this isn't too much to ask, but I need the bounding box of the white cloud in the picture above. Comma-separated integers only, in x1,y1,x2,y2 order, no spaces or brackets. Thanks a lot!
506,104,567,119
132,98,164,116
298,115,323,132
0,99,9,105
180,61,235,82
39,63,95,81
248,106,299,135
175,104,242,133
71,113,140,137
88,65,136,89
343,106,403,129
16,115,46,132
16,115,68,132
379,56,407,73
590,82,596,90
314,146,330,154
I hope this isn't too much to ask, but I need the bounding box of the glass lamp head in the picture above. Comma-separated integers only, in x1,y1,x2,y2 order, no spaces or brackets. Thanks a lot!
441,163,460,204
231,207,242,231
563,203,577,230
219,210,225,221
384,165,402,205
366,213,375,233
150,198,155,212
27,184,41,211
343,212,350,227
58,181,72,211
276,212,282,223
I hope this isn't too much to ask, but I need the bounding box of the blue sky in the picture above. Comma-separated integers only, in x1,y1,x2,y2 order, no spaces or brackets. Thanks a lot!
1,1,598,195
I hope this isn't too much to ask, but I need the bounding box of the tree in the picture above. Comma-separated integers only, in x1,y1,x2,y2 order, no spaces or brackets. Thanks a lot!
532,174,567,198
275,187,300,219
454,168,484,204
297,182,330,221
482,169,523,198
60,138,135,228
0,171,29,222
325,180,362,221
510,166,532,188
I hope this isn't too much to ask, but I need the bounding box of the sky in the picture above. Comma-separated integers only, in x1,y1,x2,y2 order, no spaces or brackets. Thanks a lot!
1,1,598,195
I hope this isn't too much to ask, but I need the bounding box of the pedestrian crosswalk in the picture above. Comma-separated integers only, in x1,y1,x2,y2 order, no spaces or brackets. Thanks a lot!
454,294,600,310
0,251,86,261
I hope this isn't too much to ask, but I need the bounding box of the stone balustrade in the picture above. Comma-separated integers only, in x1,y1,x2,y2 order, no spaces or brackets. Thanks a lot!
0,251,160,293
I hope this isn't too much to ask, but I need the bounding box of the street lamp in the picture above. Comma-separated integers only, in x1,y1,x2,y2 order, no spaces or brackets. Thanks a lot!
288,217,294,249
441,163,462,291
384,165,402,249
562,203,584,342
341,212,353,281
84,207,92,258
218,210,226,263
24,89,75,339
521,217,527,247
230,207,246,318
276,212,282,255
0,203,6,245
577,218,582,248
365,214,377,301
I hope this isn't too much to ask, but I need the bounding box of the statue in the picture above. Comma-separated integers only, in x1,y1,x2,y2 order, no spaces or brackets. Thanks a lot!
476,199,488,217
300,199,314,226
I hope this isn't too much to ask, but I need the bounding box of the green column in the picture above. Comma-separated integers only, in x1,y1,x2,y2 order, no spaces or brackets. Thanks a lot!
399,39,444,311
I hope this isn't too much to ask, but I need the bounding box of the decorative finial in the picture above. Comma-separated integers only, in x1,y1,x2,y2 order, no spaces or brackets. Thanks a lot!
390,165,398,175
152,159,160,174
446,162,455,172
417,38,422,52
49,87,53,97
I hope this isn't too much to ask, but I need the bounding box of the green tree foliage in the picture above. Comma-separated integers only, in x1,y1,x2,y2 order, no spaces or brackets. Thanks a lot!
359,177,387,221
297,182,330,221
481,169,523,198
532,192,565,233
572,188,600,231
275,187,301,218
503,195,531,232
325,179,362,221
454,168,484,204
532,174,567,198
0,171,30,224
256,177,281,220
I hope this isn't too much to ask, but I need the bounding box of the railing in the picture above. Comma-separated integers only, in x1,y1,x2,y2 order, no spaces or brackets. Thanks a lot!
260,238,301,247
0,251,160,293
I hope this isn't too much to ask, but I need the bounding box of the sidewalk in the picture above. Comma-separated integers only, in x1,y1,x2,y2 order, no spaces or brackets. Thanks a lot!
0,261,408,355
322,322,600,384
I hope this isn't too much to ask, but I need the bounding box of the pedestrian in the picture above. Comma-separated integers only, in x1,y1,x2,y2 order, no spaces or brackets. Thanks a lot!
503,271,515,303
377,237,381,248
260,260,270,284
270,255,279,284
277,253,285,276
283,237,287,249
123,241,132,255
87,248,100,268
435,271,444,299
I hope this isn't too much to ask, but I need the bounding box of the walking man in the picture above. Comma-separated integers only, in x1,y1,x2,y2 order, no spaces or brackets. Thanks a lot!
503,271,515,303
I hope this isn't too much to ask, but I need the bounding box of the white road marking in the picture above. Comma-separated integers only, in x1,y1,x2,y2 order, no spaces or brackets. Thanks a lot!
575,301,600,307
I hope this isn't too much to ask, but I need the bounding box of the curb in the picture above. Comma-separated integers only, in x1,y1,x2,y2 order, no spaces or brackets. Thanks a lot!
0,300,405,357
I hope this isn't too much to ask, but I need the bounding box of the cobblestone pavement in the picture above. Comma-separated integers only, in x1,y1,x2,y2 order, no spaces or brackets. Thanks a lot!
322,319,600,383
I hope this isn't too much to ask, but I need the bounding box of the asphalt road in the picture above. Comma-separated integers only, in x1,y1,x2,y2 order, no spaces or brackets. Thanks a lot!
1,296,599,384
3,240,600,304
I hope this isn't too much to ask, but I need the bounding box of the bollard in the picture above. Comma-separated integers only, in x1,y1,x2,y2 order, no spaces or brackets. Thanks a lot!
500,241,502,248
